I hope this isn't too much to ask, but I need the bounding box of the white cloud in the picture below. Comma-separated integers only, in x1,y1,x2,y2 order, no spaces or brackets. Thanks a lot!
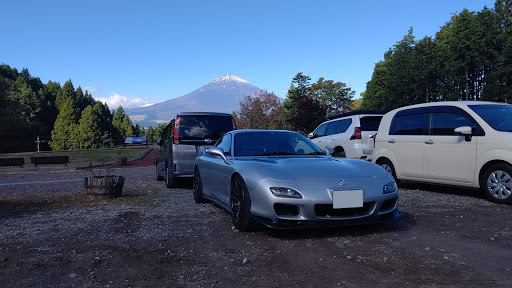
94,93,154,109
84,86,100,94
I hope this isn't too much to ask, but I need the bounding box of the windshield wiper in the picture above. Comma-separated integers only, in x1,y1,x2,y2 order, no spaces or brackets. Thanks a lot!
306,151,324,155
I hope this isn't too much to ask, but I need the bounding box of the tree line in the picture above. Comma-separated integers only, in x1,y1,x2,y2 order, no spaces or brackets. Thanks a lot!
361,1,512,110
234,72,356,135
0,64,164,152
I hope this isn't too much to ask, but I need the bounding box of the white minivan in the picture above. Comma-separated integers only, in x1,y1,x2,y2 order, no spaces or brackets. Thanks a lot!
373,101,512,204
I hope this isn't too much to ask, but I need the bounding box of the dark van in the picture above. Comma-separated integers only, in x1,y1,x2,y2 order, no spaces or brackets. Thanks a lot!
156,112,237,188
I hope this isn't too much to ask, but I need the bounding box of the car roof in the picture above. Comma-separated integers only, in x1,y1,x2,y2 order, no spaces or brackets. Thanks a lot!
228,129,299,135
176,112,233,116
326,110,387,120
389,101,510,113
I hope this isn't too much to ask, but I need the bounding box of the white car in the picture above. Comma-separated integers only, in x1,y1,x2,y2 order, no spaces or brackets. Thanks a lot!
309,111,385,160
372,101,512,204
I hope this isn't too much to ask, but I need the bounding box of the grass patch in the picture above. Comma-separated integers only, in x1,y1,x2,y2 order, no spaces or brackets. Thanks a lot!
0,148,149,167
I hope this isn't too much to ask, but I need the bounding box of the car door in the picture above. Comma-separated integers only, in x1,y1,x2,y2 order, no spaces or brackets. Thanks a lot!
388,109,427,179
208,134,233,202
310,122,329,149
423,107,477,183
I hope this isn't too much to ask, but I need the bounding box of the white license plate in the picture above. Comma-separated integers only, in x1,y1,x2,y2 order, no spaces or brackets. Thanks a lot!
332,190,364,208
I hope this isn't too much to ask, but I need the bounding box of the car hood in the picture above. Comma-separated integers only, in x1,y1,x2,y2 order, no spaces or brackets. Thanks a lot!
251,156,388,180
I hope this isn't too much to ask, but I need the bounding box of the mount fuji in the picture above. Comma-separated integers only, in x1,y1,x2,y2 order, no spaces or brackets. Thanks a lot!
125,75,262,127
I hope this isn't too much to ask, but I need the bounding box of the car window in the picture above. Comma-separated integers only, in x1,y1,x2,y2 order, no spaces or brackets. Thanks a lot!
430,112,471,135
178,115,234,140
469,104,512,132
360,116,382,131
215,134,232,155
234,131,322,157
336,119,352,133
325,121,339,136
313,123,328,138
391,113,426,135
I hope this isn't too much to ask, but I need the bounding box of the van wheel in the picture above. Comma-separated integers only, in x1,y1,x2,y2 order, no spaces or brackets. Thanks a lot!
331,147,346,158
156,164,164,181
481,164,512,204
166,165,175,188
379,159,399,183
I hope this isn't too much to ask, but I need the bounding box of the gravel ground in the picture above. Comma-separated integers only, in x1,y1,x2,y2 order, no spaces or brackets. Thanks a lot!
0,166,511,287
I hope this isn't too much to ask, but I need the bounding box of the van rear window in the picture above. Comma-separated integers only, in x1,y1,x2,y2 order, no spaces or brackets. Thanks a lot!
360,116,383,131
178,115,234,141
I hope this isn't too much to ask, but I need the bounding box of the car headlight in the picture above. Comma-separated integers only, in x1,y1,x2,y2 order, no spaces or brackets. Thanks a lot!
270,187,303,198
383,182,397,194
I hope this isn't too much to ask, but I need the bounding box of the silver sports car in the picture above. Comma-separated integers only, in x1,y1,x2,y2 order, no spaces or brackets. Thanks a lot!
193,130,401,231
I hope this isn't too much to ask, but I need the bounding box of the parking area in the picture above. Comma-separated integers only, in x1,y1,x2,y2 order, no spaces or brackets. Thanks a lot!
0,166,511,287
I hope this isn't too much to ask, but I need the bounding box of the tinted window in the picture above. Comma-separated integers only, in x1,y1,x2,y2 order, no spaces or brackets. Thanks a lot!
469,104,512,132
234,131,322,157
430,112,470,135
178,115,234,140
336,119,352,133
325,121,339,136
313,123,328,137
392,113,426,135
215,134,232,155
360,116,382,131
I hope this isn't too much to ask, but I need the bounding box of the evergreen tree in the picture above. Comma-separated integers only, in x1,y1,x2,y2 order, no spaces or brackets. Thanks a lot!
146,125,155,143
310,77,355,117
56,79,76,111
121,114,134,137
50,98,79,150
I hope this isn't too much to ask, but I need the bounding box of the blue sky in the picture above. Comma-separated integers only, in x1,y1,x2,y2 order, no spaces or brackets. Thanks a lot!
1,0,497,109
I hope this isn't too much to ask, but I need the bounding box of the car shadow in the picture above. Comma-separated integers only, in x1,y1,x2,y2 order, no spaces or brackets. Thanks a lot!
399,181,486,200
262,211,415,240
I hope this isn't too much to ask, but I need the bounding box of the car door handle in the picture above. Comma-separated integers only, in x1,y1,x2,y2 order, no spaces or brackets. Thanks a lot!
388,139,395,143
425,140,434,145
331,138,335,140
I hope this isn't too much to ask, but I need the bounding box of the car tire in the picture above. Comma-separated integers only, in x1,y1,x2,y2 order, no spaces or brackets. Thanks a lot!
331,147,346,158
166,164,175,188
156,164,164,181
230,175,254,231
193,167,206,203
481,164,512,204
379,158,399,183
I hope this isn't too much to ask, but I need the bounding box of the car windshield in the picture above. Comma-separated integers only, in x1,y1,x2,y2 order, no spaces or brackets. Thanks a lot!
468,104,512,132
234,131,323,157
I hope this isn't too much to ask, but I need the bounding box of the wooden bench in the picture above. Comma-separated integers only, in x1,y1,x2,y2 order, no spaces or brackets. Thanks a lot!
0,158,25,168
30,156,69,167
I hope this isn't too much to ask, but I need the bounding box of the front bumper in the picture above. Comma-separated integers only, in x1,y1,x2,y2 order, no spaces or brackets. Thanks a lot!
252,209,402,229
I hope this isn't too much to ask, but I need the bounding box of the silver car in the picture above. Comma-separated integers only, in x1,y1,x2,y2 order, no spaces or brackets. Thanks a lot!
193,130,401,231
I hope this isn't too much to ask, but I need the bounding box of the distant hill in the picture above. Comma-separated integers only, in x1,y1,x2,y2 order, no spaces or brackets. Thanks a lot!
125,75,262,127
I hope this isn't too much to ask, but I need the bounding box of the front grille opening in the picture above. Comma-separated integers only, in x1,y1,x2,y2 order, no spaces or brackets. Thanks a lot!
274,204,299,216
380,197,397,212
315,202,373,217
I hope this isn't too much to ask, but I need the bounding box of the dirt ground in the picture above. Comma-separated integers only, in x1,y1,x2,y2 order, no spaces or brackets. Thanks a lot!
0,152,511,287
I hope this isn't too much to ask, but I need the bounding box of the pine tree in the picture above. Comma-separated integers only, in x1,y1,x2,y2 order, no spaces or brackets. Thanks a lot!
50,98,79,150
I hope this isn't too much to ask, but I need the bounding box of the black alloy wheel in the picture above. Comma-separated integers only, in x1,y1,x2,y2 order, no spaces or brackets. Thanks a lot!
193,167,206,203
230,175,254,231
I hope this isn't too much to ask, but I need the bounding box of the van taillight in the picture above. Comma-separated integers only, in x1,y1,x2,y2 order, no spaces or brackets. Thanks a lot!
173,117,180,141
350,127,361,140
232,117,237,130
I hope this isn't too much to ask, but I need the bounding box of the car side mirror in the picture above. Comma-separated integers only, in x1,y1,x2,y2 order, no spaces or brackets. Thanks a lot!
208,147,231,164
323,146,333,156
308,132,314,139
454,126,472,142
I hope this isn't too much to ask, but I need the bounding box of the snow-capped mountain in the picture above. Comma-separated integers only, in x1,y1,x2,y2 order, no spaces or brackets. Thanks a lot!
125,75,262,127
